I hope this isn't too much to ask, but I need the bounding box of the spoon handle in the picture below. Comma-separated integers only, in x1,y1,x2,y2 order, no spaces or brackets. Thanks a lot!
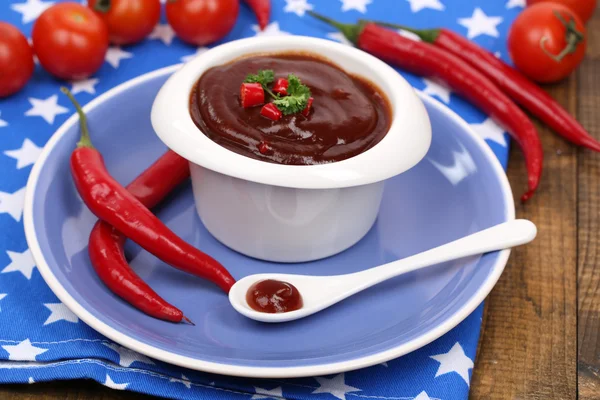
349,219,537,288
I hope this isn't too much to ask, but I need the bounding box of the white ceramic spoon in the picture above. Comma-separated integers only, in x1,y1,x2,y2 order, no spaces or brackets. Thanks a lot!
229,219,537,323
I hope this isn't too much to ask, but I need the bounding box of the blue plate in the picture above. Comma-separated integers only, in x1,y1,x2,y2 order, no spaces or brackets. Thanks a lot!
24,66,514,378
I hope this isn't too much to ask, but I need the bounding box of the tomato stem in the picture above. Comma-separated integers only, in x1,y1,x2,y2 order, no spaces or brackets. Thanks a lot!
540,11,585,62
94,0,111,13
60,87,93,149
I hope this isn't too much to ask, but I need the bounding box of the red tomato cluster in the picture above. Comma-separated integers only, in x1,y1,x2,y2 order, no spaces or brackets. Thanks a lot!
0,0,254,98
509,0,595,83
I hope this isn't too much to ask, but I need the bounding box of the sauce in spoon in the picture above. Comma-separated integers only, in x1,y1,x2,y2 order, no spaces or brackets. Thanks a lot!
246,279,303,313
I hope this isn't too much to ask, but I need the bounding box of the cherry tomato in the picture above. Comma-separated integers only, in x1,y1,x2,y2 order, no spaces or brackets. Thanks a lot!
88,0,160,45
526,0,597,23
0,23,34,98
508,3,586,83
32,2,109,80
166,0,239,46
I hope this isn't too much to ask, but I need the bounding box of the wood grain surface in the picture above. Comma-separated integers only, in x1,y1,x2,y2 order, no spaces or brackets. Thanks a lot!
577,4,600,400
2,6,598,400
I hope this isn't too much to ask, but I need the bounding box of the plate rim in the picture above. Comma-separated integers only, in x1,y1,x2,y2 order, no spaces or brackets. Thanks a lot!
23,64,515,378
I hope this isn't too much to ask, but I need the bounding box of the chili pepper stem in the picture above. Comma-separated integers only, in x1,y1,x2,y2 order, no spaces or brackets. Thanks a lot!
359,20,440,43
307,11,363,44
263,85,279,100
182,316,195,326
540,11,585,62
60,87,93,149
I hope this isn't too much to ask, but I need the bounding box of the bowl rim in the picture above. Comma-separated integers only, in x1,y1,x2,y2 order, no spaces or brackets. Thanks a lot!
24,64,515,379
151,36,432,189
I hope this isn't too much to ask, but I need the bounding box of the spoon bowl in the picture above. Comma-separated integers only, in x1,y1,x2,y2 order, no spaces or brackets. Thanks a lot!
229,219,537,323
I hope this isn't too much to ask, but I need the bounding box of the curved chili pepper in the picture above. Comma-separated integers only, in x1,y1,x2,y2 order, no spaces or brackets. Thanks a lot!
309,13,543,202
242,0,270,31
62,87,236,292
371,22,600,152
89,151,192,324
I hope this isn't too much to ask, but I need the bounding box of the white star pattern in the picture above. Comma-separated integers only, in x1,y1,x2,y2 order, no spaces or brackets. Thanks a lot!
180,47,209,63
11,0,54,24
406,0,444,13
102,342,155,368
458,8,503,39
70,78,99,95
0,112,7,128
340,0,371,13
24,95,68,124
0,187,26,222
284,0,313,17
470,117,508,147
252,386,283,399
312,374,360,400
149,24,176,45
506,0,525,8
105,47,133,68
2,339,48,361
414,391,431,400
170,374,192,389
326,31,354,46
4,139,42,169
2,249,36,280
0,294,6,312
421,79,452,104
43,303,79,326
104,374,129,390
28,377,35,384
380,362,388,367
430,342,474,386
252,22,290,37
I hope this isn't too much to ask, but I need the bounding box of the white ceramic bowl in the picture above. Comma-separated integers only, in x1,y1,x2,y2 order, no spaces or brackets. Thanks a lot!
151,36,431,262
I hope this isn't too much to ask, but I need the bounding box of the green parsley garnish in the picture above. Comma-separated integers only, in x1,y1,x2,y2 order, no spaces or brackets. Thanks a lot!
244,70,312,116
272,74,311,115
244,69,275,87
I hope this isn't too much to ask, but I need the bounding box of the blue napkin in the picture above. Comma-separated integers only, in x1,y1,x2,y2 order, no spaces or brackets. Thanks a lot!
0,0,518,398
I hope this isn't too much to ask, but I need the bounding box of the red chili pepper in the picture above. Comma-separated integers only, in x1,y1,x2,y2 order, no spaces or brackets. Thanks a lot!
242,0,270,31
261,103,282,121
241,82,264,108
89,152,192,323
309,13,543,202
372,22,600,152
61,87,236,292
273,78,289,96
302,97,314,117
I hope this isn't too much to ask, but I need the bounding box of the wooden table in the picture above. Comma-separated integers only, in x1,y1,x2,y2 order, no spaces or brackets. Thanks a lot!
3,7,599,400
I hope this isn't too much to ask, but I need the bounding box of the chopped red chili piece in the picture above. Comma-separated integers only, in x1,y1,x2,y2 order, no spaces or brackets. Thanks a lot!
258,141,270,154
240,82,265,108
261,103,282,121
301,97,314,117
273,78,289,96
